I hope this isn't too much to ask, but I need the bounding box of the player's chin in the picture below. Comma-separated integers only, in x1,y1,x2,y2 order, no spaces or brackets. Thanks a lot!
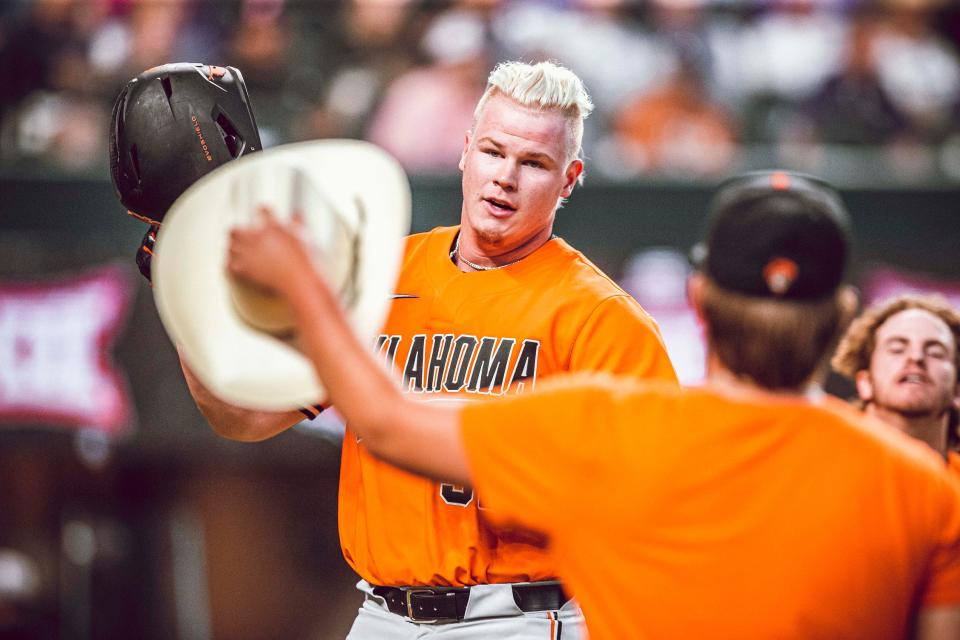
469,217,508,245
475,231,506,248
890,398,943,417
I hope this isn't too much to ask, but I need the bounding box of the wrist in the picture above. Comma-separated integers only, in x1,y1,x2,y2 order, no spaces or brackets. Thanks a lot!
284,269,332,321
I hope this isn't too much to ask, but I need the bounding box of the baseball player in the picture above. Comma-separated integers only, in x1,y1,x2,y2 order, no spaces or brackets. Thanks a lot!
110,62,262,282
833,294,960,473
186,60,677,637
228,170,960,639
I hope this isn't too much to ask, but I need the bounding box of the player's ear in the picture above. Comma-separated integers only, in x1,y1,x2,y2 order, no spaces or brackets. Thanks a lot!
686,272,706,324
855,370,874,403
459,130,471,172
561,159,583,198
836,285,860,330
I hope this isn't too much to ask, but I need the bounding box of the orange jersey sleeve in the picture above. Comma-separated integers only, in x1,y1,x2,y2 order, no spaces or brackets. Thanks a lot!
948,451,960,477
920,457,960,607
338,226,677,587
460,381,960,640
459,373,641,532
569,294,677,382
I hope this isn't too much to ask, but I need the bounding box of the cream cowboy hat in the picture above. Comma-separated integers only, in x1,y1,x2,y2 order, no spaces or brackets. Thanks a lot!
152,139,411,410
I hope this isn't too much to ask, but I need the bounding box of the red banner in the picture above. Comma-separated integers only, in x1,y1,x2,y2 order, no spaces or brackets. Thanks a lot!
860,265,960,308
0,265,134,436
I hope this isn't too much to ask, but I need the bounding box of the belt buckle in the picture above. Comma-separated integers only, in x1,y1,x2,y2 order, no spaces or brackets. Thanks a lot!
405,589,458,623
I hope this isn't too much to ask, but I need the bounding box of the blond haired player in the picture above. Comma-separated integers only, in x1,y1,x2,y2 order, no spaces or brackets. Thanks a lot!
833,294,960,474
187,61,677,637
229,170,960,639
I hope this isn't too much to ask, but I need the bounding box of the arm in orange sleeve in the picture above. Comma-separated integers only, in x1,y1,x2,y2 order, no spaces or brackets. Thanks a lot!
919,474,960,608
569,294,678,384
460,374,646,534
913,473,960,639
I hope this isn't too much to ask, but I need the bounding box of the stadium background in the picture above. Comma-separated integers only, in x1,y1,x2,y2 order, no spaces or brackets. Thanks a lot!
2,1,960,638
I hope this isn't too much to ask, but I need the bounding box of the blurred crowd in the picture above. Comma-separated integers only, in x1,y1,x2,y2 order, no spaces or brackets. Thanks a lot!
2,0,960,183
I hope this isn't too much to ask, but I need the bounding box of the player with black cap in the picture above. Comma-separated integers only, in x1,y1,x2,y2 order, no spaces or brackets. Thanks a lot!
109,62,262,281
227,169,960,639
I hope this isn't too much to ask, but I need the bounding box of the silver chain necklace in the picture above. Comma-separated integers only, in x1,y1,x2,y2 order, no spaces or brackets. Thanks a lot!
450,233,527,271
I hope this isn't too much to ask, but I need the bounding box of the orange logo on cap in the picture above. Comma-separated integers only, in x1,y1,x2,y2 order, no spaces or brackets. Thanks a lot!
763,257,799,296
207,66,227,80
770,172,791,191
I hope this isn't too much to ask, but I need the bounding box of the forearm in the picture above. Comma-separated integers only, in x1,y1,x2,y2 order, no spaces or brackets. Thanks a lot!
372,396,468,485
285,271,469,484
178,352,304,441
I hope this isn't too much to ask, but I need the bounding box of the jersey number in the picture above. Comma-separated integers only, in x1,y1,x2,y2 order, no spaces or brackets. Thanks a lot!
440,484,473,506
439,484,488,510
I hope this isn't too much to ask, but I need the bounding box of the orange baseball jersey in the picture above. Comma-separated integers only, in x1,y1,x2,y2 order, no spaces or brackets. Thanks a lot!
461,375,960,640
338,226,677,586
950,450,960,477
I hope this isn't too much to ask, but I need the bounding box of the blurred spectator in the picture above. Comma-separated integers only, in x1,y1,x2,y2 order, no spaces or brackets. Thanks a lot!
804,12,910,146
349,0,418,49
13,92,107,169
1,0,111,168
871,5,960,142
606,35,737,178
736,1,847,145
0,0,75,113
942,100,960,180
491,0,672,141
738,1,847,103
224,0,295,146
128,0,191,72
2,0,960,182
365,7,491,173
0,0,214,169
290,0,426,142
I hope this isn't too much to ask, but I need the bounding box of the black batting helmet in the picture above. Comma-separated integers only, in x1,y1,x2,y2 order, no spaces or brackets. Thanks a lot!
109,63,262,224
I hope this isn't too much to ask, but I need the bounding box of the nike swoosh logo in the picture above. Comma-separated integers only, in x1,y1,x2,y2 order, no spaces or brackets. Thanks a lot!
390,294,419,299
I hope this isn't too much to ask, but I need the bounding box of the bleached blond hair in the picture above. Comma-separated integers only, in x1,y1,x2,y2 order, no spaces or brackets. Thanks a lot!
473,61,594,167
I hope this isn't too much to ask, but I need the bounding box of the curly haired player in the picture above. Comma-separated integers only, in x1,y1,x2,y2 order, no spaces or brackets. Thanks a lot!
833,294,960,473
228,170,960,640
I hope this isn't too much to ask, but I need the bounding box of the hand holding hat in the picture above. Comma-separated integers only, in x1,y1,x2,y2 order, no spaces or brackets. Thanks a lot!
152,139,411,411
227,208,318,307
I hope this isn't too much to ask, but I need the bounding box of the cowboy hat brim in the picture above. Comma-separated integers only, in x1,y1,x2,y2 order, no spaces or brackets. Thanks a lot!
153,139,410,410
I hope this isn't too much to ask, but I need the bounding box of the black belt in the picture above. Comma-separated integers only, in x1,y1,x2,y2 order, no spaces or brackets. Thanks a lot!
372,581,568,622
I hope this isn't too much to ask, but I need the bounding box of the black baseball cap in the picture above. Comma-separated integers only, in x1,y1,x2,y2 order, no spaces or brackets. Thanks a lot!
692,170,851,300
